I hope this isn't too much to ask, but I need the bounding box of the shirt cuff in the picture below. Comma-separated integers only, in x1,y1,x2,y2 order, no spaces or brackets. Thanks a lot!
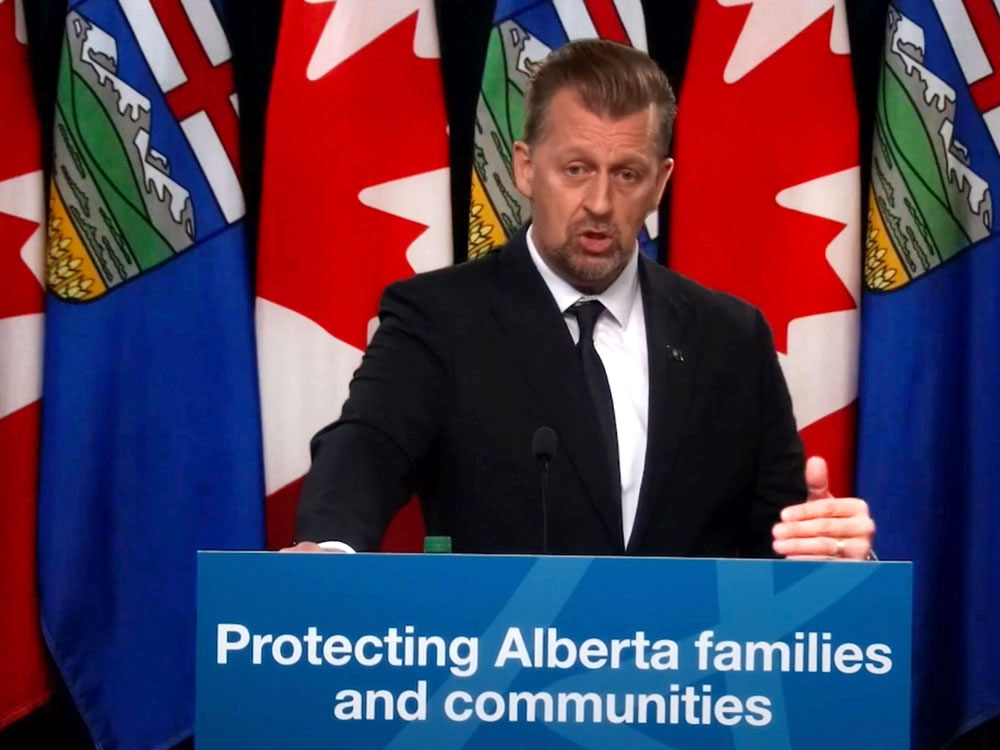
317,540,357,553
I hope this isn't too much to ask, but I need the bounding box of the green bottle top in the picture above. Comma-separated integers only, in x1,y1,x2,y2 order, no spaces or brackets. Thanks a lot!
423,536,452,553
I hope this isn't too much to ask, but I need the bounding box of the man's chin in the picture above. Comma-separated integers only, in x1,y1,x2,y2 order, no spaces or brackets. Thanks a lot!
564,253,627,291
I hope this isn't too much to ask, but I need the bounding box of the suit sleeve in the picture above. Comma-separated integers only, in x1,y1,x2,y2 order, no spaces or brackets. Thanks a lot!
742,309,807,557
295,280,452,550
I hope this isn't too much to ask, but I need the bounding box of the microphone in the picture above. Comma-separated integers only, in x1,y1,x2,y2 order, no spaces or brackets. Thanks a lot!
532,427,558,554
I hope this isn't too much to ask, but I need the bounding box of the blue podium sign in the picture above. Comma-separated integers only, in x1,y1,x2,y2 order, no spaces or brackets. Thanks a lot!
196,553,911,749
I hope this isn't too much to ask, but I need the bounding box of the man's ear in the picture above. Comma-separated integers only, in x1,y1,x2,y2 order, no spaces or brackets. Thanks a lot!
512,141,533,199
652,157,674,210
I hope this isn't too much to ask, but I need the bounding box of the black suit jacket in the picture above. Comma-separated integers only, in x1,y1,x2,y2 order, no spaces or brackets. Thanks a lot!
297,231,806,556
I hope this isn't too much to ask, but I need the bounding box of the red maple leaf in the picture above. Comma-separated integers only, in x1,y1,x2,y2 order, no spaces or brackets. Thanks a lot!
668,3,858,352
0,209,42,320
256,4,450,352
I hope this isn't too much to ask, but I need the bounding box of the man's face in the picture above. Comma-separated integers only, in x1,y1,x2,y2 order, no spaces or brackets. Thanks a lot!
513,88,673,294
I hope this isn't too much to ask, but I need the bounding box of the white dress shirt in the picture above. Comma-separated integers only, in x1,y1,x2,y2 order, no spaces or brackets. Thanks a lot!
526,227,650,545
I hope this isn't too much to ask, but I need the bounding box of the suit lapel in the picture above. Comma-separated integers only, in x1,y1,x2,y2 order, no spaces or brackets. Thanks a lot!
489,232,624,549
627,257,702,554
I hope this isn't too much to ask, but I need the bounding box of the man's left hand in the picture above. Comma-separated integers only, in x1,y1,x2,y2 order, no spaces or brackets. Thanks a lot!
771,456,875,560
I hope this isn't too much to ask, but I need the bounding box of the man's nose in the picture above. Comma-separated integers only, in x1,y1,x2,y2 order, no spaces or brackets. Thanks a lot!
582,171,613,217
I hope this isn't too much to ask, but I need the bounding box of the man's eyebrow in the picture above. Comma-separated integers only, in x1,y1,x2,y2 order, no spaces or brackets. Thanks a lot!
551,142,590,155
549,144,651,165
608,153,652,171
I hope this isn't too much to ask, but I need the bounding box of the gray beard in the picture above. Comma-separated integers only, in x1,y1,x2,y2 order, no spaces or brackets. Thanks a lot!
549,236,630,294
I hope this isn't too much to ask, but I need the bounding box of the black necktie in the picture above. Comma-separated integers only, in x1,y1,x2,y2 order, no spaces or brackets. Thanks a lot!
569,300,621,501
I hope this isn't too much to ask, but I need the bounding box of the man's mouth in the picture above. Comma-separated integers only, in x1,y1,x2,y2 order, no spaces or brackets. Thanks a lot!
576,229,615,253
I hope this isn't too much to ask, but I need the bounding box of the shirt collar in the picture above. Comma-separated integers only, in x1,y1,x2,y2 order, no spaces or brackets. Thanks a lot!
525,224,640,329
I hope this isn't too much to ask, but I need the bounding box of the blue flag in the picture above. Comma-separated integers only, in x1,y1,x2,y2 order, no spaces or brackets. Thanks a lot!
38,2,263,747
860,2,1000,746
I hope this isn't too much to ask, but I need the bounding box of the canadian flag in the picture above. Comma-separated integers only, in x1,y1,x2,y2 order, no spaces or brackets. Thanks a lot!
0,0,51,727
256,0,452,548
668,0,861,496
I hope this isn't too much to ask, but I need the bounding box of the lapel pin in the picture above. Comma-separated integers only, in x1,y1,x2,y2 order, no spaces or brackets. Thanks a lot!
667,345,685,363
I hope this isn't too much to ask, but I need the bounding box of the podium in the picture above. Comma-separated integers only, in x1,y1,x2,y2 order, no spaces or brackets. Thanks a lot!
196,553,911,749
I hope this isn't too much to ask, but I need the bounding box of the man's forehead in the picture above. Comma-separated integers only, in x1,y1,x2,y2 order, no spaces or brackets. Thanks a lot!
549,88,657,125
537,89,659,148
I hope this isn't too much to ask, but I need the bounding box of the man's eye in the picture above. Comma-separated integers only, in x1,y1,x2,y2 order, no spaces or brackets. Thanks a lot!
565,164,585,176
618,169,639,182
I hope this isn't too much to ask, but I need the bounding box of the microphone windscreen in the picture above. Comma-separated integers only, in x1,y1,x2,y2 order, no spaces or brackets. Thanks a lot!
532,426,558,463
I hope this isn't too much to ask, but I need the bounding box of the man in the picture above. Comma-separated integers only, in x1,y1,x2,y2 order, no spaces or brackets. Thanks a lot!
289,40,874,560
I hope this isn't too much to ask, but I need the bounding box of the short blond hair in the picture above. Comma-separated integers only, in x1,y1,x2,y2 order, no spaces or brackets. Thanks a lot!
523,39,677,156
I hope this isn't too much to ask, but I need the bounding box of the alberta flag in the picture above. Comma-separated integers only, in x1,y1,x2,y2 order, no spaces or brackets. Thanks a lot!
38,1,264,747
859,1,1000,746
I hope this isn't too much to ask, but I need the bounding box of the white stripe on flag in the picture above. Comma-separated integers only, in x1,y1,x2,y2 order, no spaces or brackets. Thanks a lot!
613,0,647,51
119,0,187,92
0,314,44,421
932,0,992,84
230,92,239,115
14,0,28,44
644,210,658,240
981,106,1000,154
256,298,364,494
553,0,599,39
180,111,245,222
0,171,44,421
178,0,232,65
